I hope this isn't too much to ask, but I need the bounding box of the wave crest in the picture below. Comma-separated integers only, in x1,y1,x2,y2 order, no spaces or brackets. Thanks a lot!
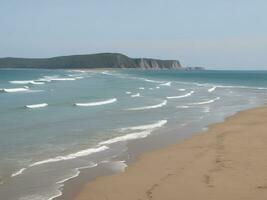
29,146,109,167
75,98,117,107
127,100,167,111
25,103,48,109
189,97,220,105
99,120,167,145
167,91,194,99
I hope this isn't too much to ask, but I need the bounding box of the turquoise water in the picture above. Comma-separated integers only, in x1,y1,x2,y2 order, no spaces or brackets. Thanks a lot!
0,69,267,199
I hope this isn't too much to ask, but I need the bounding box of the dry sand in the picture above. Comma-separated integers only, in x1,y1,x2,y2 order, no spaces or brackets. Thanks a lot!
76,106,267,200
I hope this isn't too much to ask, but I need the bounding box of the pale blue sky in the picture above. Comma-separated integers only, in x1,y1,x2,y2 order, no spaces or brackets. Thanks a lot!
0,0,267,69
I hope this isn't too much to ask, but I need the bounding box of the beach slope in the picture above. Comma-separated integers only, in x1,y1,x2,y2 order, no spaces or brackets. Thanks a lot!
76,106,267,200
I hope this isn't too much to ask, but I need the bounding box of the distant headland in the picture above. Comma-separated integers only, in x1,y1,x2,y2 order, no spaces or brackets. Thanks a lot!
0,53,203,70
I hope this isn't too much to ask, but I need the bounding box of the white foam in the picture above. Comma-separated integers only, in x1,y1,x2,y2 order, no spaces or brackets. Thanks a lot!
127,100,167,111
99,130,152,145
176,105,189,109
149,88,154,90
160,81,171,86
131,93,140,97
56,169,80,185
37,77,53,82
100,120,167,145
29,146,109,167
208,86,216,93
217,85,267,90
75,98,117,107
74,76,84,80
68,70,87,73
189,97,220,105
31,81,45,85
11,168,26,177
38,76,76,82
9,80,28,84
56,163,97,185
174,80,267,90
77,163,98,170
10,80,45,85
49,77,76,81
126,91,132,94
102,71,113,76
119,120,167,132
167,91,194,99
143,79,164,83
139,87,145,90
10,80,36,84
25,103,48,109
1,88,29,93
108,161,128,172
178,88,186,91
156,86,160,89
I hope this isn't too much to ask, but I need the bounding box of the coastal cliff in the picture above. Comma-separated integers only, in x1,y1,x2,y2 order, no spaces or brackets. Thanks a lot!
0,53,183,69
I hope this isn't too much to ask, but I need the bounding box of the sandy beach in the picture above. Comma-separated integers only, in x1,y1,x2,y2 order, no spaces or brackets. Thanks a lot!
75,106,267,200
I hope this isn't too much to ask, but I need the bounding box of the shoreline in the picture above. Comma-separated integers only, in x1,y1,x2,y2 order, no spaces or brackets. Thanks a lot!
75,105,267,200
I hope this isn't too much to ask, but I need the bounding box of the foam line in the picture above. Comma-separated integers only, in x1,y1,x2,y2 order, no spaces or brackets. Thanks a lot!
131,93,140,97
208,86,216,92
10,80,44,85
75,98,117,107
143,79,164,83
11,168,26,177
177,88,186,91
25,103,48,109
167,91,194,99
189,97,220,105
127,100,167,111
160,82,171,86
29,146,109,167
176,105,189,108
1,88,29,93
119,120,167,132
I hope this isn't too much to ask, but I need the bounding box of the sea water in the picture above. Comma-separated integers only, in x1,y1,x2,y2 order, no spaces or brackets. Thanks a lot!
0,69,267,199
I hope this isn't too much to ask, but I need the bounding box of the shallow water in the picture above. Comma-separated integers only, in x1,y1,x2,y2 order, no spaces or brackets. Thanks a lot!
0,69,267,199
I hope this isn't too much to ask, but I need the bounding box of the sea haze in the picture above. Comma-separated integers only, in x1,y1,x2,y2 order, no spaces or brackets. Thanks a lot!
0,69,267,200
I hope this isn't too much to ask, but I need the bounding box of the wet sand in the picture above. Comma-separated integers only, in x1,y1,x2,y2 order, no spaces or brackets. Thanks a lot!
75,106,267,200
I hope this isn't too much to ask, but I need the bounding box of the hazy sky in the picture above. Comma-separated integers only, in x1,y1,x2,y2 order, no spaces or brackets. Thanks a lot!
0,0,267,69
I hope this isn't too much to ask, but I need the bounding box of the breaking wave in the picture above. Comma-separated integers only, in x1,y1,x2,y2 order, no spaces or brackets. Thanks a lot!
131,93,140,97
10,80,45,85
118,120,167,132
29,146,109,167
189,97,220,105
160,81,171,86
0,87,29,93
99,120,167,145
25,103,48,109
37,76,76,82
178,88,186,91
74,98,117,107
208,86,216,93
127,100,167,111
167,91,194,99
176,105,189,109
143,78,164,83
11,168,26,177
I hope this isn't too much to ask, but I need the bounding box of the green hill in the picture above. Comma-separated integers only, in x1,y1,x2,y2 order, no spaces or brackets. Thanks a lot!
0,53,182,69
